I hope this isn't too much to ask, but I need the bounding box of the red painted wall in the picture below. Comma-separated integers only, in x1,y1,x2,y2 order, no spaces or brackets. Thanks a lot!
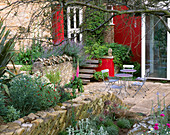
95,58,114,77
52,5,64,44
114,6,141,63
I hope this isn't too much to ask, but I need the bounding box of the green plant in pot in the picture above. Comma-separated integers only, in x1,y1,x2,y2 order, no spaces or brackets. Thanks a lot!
93,71,108,81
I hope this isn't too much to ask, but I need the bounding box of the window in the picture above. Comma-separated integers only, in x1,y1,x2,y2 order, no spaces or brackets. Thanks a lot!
67,6,83,42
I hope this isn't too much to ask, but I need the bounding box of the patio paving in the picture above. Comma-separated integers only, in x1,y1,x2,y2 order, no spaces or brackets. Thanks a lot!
83,81,170,116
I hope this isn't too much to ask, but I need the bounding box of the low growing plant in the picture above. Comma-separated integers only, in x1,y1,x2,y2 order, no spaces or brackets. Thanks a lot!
103,100,129,120
3,105,20,122
45,70,61,84
117,118,132,129
145,92,170,135
20,65,33,71
106,125,119,135
67,118,108,135
103,118,114,127
14,39,43,65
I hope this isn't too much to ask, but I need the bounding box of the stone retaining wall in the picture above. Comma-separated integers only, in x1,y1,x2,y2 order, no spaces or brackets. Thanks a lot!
7,61,74,86
0,92,127,135
45,61,74,86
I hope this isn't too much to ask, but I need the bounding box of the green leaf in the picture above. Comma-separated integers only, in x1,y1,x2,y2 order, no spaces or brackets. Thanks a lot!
2,84,10,97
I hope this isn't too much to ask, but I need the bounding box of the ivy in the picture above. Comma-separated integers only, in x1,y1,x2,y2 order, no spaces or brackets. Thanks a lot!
83,4,109,46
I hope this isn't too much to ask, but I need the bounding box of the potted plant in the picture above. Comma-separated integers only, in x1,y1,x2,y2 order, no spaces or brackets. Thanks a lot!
93,71,108,82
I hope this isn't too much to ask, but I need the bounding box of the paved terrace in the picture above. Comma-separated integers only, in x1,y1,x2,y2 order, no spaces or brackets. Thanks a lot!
83,81,170,116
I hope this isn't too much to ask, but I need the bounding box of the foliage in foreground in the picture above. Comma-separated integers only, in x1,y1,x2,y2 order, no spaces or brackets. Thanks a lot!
65,76,84,93
117,118,131,129
0,21,16,78
0,90,7,116
67,118,108,135
144,92,170,135
0,73,78,122
7,75,60,117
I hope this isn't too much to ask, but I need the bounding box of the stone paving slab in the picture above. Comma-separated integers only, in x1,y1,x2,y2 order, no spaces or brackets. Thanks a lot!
83,81,170,116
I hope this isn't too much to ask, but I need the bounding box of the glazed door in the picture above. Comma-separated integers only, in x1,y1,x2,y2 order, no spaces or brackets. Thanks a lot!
145,15,167,79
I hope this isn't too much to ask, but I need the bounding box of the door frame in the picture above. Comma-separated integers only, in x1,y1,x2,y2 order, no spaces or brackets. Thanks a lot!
141,14,170,80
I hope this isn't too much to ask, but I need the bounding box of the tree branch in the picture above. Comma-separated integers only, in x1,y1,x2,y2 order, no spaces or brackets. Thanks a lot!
65,1,170,15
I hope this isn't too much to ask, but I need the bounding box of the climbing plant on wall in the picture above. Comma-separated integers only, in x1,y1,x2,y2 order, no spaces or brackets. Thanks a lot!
82,3,109,46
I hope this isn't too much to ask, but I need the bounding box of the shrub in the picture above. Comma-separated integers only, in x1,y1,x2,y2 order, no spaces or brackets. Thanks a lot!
45,70,61,84
107,43,133,68
106,125,119,135
3,106,20,122
84,42,133,68
117,118,131,129
8,75,60,117
84,42,108,59
103,118,114,127
0,90,7,116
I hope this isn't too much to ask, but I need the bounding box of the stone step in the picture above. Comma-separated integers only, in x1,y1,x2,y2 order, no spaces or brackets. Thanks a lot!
81,64,98,68
79,74,94,78
79,69,96,73
81,79,90,84
86,60,99,64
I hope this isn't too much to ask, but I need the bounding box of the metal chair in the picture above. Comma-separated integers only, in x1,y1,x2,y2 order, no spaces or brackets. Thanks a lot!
123,65,134,69
122,64,135,85
101,69,122,93
131,69,150,98
135,68,150,91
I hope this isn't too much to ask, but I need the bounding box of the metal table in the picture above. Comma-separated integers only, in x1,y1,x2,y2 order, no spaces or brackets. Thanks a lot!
120,69,137,73
115,73,133,97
